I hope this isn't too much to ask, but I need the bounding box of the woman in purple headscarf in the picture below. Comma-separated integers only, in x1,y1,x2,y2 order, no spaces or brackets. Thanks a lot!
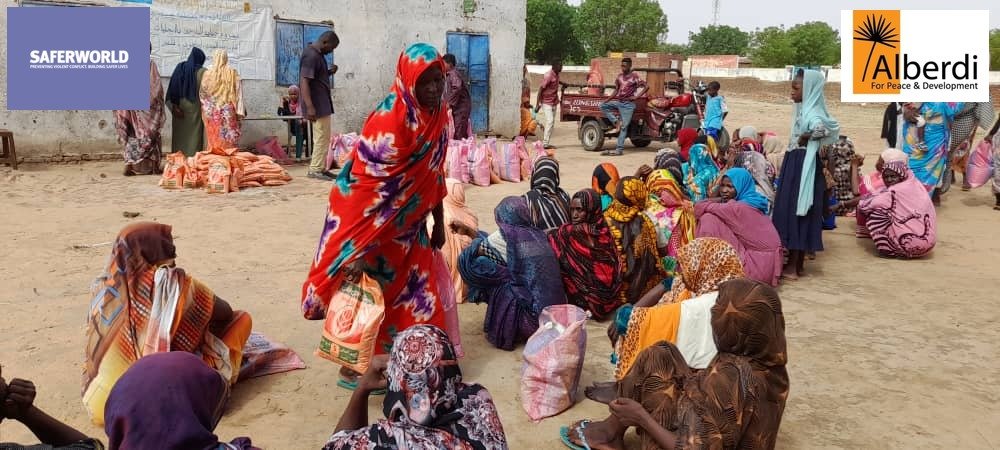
104,352,258,450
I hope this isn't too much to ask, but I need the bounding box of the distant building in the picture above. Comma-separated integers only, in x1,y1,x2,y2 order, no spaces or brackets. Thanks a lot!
0,0,525,160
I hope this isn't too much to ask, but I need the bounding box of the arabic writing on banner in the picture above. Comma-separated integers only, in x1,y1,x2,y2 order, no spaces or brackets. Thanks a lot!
131,0,274,80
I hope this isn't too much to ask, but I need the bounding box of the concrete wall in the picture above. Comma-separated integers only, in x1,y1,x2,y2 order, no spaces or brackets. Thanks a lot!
0,0,525,161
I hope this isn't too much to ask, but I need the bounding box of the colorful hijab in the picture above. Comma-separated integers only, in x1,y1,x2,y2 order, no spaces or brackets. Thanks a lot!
902,102,963,193
605,176,666,304
286,85,300,114
644,169,696,260
324,325,508,450
202,49,240,107
592,162,621,210
166,47,205,104
791,70,840,216
301,43,450,323
859,149,936,258
105,352,257,450
725,168,770,214
525,157,571,230
677,128,698,161
549,189,624,320
654,148,686,190
684,139,721,202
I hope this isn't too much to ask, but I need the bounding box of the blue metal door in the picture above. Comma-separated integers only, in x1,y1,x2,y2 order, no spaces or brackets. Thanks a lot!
446,32,490,133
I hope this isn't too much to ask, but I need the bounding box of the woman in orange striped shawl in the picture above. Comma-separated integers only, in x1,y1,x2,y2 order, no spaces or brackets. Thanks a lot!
82,222,252,426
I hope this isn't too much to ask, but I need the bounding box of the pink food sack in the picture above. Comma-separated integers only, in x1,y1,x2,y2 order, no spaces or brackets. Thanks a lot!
238,332,307,381
497,142,522,182
521,304,589,422
521,140,548,181
431,250,464,358
468,139,492,187
447,139,471,183
965,139,994,189
255,136,291,165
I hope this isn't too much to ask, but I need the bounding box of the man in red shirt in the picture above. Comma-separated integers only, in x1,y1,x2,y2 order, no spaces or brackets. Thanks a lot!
534,61,562,149
599,58,647,156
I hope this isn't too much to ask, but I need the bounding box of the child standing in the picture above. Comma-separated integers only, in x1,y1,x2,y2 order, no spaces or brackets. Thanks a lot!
703,81,726,140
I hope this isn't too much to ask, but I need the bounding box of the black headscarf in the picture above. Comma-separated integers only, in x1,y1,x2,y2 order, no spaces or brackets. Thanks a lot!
166,47,206,104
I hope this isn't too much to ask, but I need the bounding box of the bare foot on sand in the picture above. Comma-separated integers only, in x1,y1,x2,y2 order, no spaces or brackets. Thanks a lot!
781,265,799,281
585,381,617,404
566,420,626,450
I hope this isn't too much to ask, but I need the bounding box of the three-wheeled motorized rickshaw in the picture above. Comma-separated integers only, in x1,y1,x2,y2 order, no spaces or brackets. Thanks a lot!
559,68,729,152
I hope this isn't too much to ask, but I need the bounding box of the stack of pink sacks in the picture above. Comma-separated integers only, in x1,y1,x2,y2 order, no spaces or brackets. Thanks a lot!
446,136,549,186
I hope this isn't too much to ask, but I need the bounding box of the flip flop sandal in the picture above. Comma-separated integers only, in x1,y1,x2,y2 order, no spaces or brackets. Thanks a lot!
559,420,592,450
336,377,387,395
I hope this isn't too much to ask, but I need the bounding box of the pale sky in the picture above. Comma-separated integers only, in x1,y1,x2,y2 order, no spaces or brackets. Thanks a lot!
565,0,998,43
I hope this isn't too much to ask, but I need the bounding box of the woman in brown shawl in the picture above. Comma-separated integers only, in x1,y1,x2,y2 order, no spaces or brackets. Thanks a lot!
114,43,166,176
562,278,788,450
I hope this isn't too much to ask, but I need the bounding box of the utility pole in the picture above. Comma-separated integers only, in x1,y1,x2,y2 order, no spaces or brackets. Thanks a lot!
712,0,720,25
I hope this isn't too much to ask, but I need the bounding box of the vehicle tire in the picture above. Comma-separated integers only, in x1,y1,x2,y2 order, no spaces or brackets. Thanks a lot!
580,120,605,152
630,137,652,148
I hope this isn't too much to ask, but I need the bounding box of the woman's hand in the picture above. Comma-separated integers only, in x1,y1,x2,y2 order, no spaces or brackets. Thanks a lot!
343,260,364,284
1,374,36,422
635,164,653,180
797,132,811,147
609,398,652,428
358,355,389,394
903,105,918,123
432,221,447,250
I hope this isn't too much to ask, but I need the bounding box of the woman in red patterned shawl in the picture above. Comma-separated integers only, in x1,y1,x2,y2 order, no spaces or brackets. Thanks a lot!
301,43,450,385
548,189,623,320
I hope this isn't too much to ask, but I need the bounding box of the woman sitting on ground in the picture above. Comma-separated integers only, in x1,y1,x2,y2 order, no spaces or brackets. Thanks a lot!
604,176,668,307
104,352,257,449
563,279,788,450
592,163,621,211
643,169,695,277
323,325,508,450
653,148,688,198
727,125,777,211
585,238,746,405
854,149,936,259
0,373,103,449
84,222,253,425
683,136,722,202
696,168,783,286
548,189,624,320
525,157,572,231
457,196,566,350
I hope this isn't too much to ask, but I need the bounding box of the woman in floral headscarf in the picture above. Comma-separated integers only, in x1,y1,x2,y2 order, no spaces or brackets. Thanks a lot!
301,43,451,384
324,325,508,450
200,49,245,151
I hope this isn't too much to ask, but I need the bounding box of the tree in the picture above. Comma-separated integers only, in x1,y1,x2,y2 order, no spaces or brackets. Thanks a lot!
658,42,691,57
750,26,795,67
990,28,1000,71
688,25,750,56
786,21,840,66
574,0,668,59
525,0,584,64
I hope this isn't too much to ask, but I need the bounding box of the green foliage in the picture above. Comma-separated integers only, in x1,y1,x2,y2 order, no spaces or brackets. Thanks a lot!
786,21,840,66
990,28,1000,71
525,0,584,64
750,26,795,68
658,42,691,56
688,25,750,56
573,0,668,58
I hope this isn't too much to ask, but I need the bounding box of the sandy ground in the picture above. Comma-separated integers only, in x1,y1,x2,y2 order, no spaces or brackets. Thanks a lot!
2,92,1000,449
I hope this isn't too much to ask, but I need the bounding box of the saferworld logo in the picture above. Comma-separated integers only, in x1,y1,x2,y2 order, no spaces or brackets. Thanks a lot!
28,50,131,70
7,7,149,110
840,10,990,102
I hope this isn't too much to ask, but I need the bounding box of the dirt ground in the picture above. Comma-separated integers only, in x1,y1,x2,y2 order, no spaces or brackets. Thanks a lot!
2,91,999,449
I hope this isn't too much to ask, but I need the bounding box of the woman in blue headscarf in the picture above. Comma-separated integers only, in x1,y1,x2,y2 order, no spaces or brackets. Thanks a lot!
771,69,839,280
166,47,207,156
696,168,783,286
682,136,721,202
